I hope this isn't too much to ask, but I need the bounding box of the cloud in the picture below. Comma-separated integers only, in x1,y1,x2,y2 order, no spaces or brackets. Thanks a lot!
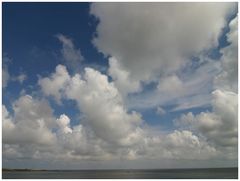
91,2,236,113
174,16,238,159
56,34,84,71
175,90,237,148
2,56,27,87
40,64,144,146
108,57,141,96
2,68,10,88
3,95,57,145
2,56,11,88
36,64,223,161
12,73,27,84
214,15,238,92
163,130,217,160
157,74,183,94
127,59,220,111
156,106,166,115
56,114,72,134
197,90,237,147
91,2,235,83
38,65,70,104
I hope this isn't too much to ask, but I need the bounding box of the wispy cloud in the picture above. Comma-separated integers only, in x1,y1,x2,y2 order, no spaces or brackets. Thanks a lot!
56,34,84,72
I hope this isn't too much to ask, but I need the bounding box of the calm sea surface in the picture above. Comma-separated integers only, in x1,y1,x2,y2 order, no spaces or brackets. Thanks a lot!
2,168,238,179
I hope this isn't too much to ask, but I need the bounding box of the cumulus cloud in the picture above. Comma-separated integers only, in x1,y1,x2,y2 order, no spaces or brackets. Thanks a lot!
56,114,73,134
175,90,237,148
3,95,57,145
38,65,70,104
91,2,235,83
198,90,237,147
108,57,141,96
39,64,143,145
56,34,84,71
163,130,217,160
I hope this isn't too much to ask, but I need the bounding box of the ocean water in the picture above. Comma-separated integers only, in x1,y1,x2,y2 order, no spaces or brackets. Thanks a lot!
2,168,238,179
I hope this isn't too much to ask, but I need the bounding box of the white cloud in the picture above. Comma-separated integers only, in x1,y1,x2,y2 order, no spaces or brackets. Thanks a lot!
175,90,237,148
56,114,72,134
56,34,84,71
3,95,57,146
38,65,70,104
91,2,235,83
108,57,141,96
39,64,144,146
164,130,217,160
63,66,143,145
197,90,237,147
2,105,15,136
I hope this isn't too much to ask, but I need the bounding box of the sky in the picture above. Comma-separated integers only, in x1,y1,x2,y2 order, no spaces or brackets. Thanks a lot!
2,2,238,169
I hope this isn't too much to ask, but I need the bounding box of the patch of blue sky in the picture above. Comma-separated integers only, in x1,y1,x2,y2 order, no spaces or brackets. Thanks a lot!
207,9,238,60
2,2,107,77
48,98,81,127
140,105,211,130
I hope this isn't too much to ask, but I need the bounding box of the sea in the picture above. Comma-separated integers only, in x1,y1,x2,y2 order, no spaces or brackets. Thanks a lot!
2,168,238,179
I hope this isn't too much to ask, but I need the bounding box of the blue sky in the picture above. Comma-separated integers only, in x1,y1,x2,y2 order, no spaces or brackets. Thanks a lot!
2,2,238,169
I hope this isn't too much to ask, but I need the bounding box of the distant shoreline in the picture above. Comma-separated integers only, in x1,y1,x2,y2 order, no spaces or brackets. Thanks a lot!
2,168,47,172
3,168,238,179
2,167,238,172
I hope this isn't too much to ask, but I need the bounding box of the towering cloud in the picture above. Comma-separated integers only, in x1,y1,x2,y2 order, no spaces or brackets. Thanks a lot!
39,64,144,146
